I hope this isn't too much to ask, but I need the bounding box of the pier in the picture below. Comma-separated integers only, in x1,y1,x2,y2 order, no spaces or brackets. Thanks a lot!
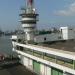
0,54,20,67
0,64,37,75
0,54,37,75
0,58,19,67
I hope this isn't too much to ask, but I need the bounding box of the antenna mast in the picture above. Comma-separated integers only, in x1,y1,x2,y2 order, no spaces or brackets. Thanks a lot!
27,0,34,13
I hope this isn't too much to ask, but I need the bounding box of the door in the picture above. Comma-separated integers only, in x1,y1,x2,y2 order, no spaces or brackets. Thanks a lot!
33,61,40,74
51,67,63,75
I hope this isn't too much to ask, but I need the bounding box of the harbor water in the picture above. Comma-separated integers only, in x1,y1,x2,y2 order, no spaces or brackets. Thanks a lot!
0,36,13,55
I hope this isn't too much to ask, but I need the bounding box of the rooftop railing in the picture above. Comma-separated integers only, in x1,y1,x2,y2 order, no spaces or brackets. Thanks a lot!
14,45,75,69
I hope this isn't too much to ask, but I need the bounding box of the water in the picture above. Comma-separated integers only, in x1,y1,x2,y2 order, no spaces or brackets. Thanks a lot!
0,36,13,55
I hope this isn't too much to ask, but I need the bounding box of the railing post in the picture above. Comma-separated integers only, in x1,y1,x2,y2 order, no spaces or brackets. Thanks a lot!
33,50,34,55
73,60,75,69
55,56,57,63
42,53,44,59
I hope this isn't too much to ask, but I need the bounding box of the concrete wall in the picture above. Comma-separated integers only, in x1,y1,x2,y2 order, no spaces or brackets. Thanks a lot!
45,66,51,75
34,33,62,43
68,29,74,40
18,54,75,75
26,32,35,41
60,27,75,40
34,27,75,43
19,55,52,75
19,55,33,70
28,58,33,70
40,64,45,75
12,40,75,75
23,56,29,67
60,27,68,40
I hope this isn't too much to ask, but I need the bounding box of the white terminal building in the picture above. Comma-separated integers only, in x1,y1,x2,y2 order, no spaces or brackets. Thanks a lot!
12,0,75,75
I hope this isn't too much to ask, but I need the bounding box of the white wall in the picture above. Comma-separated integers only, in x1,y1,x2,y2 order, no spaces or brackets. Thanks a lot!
34,27,75,43
36,62,52,75
12,35,17,39
60,27,75,40
45,66,51,75
26,32,35,41
19,55,33,70
40,64,45,75
28,58,33,70
21,56,29,67
60,27,68,40
34,33,62,43
68,29,74,40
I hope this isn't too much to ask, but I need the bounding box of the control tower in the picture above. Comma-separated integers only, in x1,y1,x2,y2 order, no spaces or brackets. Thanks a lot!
20,0,39,42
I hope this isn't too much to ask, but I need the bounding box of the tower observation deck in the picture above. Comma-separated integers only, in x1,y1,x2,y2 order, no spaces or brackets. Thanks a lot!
20,0,39,42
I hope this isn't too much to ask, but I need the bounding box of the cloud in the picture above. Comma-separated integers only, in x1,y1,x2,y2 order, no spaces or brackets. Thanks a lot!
54,2,75,16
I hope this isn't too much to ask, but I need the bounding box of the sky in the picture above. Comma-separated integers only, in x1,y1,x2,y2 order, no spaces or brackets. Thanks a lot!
0,0,75,31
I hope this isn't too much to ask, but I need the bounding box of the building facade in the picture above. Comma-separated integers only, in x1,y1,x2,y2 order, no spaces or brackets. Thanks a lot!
12,0,75,75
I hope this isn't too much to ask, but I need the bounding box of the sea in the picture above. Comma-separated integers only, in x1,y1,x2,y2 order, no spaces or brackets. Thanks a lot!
0,36,13,55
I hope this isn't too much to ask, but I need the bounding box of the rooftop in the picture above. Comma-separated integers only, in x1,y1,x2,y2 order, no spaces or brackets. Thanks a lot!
38,40,75,53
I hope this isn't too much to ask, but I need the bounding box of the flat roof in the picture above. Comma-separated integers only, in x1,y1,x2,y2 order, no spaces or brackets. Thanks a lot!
14,41,75,59
38,40,75,53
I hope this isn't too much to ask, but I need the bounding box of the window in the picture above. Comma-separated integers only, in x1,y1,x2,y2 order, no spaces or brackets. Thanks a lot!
44,37,46,41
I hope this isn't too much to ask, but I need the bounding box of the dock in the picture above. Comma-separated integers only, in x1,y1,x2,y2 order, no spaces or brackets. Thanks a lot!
0,54,37,75
0,58,19,67
0,63,37,75
0,53,19,67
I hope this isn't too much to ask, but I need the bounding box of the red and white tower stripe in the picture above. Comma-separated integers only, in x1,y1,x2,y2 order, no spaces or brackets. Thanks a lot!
20,0,39,41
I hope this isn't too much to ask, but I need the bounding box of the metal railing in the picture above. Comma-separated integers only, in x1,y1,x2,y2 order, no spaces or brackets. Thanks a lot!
15,46,74,69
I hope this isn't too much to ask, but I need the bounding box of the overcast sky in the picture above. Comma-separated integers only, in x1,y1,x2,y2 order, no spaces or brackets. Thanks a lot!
0,0,75,31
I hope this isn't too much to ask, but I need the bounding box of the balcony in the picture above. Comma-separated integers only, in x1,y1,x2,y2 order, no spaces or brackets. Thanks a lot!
14,45,75,69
